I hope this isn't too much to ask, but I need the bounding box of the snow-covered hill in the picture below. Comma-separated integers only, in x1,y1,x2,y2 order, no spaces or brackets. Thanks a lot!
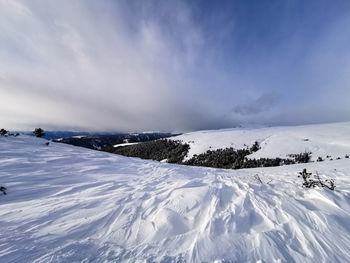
1,132,350,262
172,122,350,161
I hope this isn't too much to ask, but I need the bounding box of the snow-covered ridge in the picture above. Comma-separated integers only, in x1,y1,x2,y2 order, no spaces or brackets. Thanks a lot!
171,122,350,161
1,133,350,262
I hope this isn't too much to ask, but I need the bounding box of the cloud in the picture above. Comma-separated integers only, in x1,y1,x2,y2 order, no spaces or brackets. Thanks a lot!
233,92,280,115
0,0,210,131
1,0,350,132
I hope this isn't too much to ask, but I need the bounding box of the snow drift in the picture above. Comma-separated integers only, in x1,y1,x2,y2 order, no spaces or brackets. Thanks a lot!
1,123,350,262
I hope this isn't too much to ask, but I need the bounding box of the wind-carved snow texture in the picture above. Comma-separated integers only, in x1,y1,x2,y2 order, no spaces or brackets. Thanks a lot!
1,124,350,262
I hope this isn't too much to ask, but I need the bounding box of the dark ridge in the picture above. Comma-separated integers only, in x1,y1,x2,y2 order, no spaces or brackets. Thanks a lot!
55,133,177,150
107,139,190,163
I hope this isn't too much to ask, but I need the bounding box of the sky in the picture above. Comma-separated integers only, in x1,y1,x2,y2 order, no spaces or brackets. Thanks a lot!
1,0,350,132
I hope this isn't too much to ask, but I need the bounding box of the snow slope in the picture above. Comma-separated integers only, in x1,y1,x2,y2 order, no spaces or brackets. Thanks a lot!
1,134,350,262
113,142,139,148
171,122,350,161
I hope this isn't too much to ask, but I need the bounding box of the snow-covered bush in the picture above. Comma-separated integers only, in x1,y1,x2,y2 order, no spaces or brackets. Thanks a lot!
299,169,335,190
0,186,7,195
0,129,8,136
0,129,19,137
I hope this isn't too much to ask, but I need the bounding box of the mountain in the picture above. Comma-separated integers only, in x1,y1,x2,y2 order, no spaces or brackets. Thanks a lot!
1,124,350,262
22,131,94,140
171,122,350,161
108,122,350,170
54,132,176,150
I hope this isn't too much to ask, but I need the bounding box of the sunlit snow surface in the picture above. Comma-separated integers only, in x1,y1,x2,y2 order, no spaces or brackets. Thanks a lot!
172,122,350,161
1,124,350,262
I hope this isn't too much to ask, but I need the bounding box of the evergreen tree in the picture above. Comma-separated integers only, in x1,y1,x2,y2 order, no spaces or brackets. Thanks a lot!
33,128,45,138
250,141,260,152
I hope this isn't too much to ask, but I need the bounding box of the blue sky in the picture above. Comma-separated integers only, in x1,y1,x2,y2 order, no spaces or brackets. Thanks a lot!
1,0,350,132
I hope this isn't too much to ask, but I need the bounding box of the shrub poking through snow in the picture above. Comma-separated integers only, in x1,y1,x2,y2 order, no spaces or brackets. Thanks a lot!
317,157,323,162
0,186,7,195
254,174,263,184
0,129,8,136
299,169,335,190
0,129,19,137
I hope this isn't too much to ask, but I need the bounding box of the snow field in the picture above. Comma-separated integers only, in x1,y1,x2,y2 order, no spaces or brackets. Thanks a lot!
172,122,350,161
0,125,350,262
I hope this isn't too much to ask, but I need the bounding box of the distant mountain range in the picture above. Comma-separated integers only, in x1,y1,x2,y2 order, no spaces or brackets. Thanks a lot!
23,131,94,140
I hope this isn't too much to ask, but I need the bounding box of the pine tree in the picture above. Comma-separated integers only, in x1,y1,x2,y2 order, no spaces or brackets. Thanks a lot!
33,128,45,138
